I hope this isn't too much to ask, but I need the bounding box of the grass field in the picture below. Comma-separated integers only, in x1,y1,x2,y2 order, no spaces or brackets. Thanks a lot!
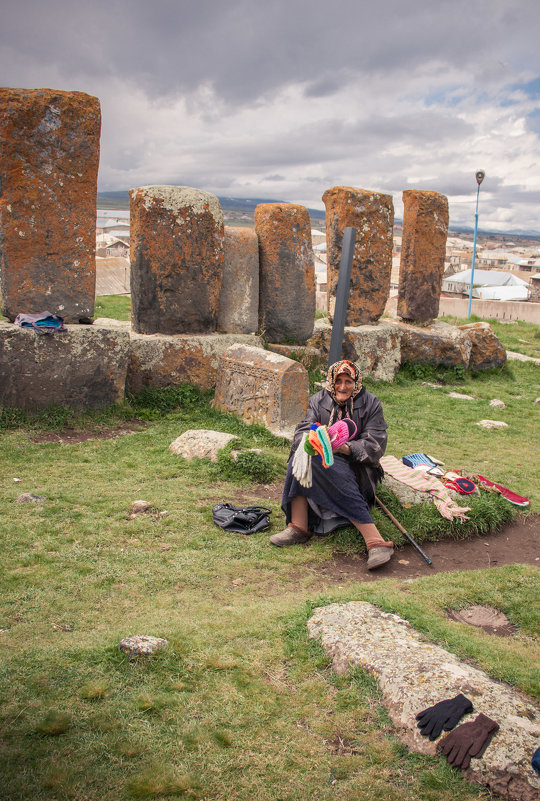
0,308,538,800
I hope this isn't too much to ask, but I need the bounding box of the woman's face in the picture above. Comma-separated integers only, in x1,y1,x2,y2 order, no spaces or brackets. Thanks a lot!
334,373,355,403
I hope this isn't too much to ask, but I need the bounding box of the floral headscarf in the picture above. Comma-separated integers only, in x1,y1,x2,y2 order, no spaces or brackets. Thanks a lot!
325,360,362,424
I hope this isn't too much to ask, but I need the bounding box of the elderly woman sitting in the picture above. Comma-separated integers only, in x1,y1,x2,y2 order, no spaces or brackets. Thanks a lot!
270,359,394,569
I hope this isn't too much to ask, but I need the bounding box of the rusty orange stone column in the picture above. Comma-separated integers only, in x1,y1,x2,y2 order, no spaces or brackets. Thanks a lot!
218,227,259,334
398,190,449,323
0,88,101,322
254,203,315,344
323,186,394,326
130,186,224,334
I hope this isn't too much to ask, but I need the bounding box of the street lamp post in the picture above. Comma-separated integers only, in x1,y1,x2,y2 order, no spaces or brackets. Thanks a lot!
467,169,486,318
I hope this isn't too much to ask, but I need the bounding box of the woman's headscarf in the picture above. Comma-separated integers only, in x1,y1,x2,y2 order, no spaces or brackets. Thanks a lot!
325,360,362,425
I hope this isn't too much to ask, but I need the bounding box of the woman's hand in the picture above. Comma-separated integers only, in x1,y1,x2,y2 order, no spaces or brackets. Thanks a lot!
335,443,351,456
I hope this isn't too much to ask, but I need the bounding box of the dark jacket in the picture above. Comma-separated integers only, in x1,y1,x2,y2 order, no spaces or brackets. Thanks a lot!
289,387,388,505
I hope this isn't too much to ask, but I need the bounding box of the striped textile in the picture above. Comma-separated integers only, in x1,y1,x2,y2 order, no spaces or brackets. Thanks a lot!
380,455,471,522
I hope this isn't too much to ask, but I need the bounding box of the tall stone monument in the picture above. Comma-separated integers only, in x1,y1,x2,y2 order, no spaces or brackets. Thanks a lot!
323,186,394,326
218,227,259,334
0,88,101,322
254,203,315,344
130,186,224,334
397,190,449,323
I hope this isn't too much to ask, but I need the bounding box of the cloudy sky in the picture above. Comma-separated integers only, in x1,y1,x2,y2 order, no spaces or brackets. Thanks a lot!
2,0,540,233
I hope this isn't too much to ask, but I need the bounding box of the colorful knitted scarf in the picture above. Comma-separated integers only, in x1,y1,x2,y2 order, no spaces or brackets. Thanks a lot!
380,455,471,522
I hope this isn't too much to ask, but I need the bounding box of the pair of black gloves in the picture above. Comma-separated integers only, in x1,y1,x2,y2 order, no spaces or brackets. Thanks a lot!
416,693,499,770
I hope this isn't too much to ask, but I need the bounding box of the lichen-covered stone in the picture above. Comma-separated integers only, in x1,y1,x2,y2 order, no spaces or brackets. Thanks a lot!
0,321,129,409
214,344,308,438
388,320,472,367
254,203,315,344
266,343,322,372
307,318,401,381
0,88,101,323
398,190,449,323
218,227,259,334
308,601,539,801
169,429,239,461
323,186,394,325
130,185,224,334
119,635,168,657
458,322,507,370
126,331,263,393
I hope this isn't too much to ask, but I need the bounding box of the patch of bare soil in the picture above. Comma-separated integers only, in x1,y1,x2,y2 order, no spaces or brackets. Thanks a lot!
312,514,539,585
447,605,517,637
29,421,148,444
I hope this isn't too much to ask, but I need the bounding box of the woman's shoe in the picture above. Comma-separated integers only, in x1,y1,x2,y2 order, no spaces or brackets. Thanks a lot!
366,544,394,569
269,525,312,547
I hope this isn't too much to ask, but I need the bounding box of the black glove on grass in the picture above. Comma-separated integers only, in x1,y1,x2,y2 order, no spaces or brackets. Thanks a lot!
416,693,474,740
436,712,499,770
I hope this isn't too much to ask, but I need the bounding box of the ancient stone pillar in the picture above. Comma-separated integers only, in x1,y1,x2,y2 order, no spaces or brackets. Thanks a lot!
130,186,224,334
254,203,315,344
214,344,309,438
218,227,259,334
397,190,449,323
323,186,394,326
0,88,101,323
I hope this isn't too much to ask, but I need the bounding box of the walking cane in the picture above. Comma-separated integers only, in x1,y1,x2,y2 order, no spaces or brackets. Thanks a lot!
375,496,432,566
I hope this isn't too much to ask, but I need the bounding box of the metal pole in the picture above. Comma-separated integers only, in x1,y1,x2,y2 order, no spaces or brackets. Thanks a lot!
328,227,356,368
467,170,485,318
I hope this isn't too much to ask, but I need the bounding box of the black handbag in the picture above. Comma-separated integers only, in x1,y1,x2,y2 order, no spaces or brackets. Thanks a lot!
212,503,272,535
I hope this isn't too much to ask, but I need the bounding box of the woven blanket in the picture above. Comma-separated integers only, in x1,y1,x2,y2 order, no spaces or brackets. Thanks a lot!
380,455,471,522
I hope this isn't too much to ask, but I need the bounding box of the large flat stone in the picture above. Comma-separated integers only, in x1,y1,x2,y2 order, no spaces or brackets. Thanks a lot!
0,88,101,323
126,331,263,392
309,601,539,801
214,344,308,438
307,318,401,381
388,320,472,367
0,321,129,409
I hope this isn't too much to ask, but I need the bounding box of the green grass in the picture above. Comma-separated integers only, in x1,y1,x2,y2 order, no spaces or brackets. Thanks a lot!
94,294,131,321
1,323,539,800
440,314,540,359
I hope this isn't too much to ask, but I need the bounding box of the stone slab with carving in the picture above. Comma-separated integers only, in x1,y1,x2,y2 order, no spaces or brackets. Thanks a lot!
218,227,259,334
0,322,129,409
398,190,449,323
307,318,401,382
169,429,239,461
255,203,315,344
323,186,394,326
0,88,101,323
308,601,539,801
126,331,263,392
214,345,308,438
130,185,224,335
459,322,507,370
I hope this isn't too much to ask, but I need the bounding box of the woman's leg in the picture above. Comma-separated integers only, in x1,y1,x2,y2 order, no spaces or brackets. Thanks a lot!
290,495,309,530
350,521,394,569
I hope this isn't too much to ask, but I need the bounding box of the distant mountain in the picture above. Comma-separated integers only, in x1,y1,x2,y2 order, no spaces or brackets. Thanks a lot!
97,191,325,220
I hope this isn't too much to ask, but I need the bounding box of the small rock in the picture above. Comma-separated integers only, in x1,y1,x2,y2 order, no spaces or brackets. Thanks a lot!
230,448,264,461
15,492,46,503
476,420,509,429
534,398,540,405
169,430,239,461
13,477,21,482
448,392,475,400
130,500,152,515
119,634,169,657
489,399,506,409
232,578,246,586
421,382,444,389
398,559,410,565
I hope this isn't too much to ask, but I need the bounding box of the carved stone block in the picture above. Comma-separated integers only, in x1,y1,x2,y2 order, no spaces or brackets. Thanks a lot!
214,344,308,438
218,227,259,334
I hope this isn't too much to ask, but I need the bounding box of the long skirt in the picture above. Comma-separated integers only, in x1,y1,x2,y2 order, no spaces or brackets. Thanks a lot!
281,453,373,535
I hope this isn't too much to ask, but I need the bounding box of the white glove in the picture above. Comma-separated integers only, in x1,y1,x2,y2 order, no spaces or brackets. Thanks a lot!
292,433,312,488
